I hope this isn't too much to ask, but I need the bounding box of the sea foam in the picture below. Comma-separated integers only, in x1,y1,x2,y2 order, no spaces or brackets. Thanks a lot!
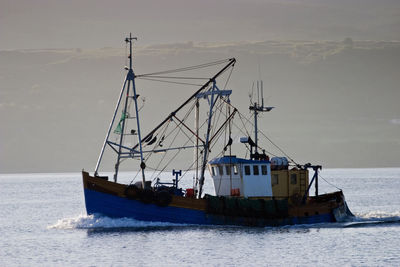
48,214,184,230
353,211,400,221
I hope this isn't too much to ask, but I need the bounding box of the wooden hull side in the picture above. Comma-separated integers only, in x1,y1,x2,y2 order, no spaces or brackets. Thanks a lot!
82,171,349,227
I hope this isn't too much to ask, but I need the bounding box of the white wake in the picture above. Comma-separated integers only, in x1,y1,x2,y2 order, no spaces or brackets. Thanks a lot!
48,214,184,229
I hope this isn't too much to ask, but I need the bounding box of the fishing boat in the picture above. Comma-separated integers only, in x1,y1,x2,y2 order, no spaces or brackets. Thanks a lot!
82,34,353,226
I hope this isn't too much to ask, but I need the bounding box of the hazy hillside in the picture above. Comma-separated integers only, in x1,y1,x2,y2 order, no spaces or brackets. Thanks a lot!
1,40,399,172
2,0,400,50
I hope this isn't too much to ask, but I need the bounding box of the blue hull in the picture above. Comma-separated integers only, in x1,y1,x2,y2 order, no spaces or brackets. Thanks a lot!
84,188,336,227
84,188,210,225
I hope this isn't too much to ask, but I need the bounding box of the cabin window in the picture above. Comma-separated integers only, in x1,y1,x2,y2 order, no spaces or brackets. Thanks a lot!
244,165,251,175
218,166,224,176
290,174,297,184
233,165,238,174
261,165,268,175
211,166,216,176
225,165,231,175
272,174,279,185
253,165,259,175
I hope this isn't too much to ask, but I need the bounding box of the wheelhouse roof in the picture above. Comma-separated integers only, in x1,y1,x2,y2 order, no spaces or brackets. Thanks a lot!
209,156,270,165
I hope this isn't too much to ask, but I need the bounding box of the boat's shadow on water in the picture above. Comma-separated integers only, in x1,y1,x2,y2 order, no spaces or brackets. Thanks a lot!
341,218,400,228
84,221,400,237
85,224,264,235
84,224,245,236
86,225,189,235
291,216,400,230
81,214,400,236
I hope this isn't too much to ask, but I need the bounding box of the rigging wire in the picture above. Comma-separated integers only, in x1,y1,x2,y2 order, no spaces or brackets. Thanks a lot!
179,65,236,184
124,94,283,186
145,119,170,156
215,96,282,157
127,60,240,184
128,168,142,185
171,119,196,145
235,109,299,165
143,98,199,179
147,125,170,180
136,59,231,77
137,77,203,86
148,99,199,181
178,121,228,183
129,119,172,184
236,112,252,139
210,97,223,138
137,75,209,80
144,102,259,185
319,173,342,191
223,65,234,90
143,96,234,183
152,124,195,182
197,93,280,159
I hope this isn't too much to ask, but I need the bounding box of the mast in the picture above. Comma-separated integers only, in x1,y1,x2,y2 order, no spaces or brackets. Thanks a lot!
197,82,232,198
126,34,147,188
197,81,217,198
94,33,146,186
249,80,273,154
194,99,200,190
114,34,140,182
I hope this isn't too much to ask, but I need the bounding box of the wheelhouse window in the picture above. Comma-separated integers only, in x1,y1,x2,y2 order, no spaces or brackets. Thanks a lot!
211,166,216,176
253,165,259,175
218,166,224,176
290,173,297,184
272,174,279,185
261,165,268,175
233,165,238,174
244,165,251,175
225,165,231,175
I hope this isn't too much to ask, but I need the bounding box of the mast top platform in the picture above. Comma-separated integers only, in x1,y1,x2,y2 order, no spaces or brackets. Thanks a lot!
125,33,138,43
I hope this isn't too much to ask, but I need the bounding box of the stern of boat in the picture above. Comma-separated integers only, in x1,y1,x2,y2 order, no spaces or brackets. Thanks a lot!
332,191,354,222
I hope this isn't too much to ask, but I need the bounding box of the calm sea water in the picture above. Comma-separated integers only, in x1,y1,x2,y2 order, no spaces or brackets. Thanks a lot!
1,168,400,266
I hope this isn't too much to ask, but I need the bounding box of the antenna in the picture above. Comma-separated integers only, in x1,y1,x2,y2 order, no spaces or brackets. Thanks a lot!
125,33,138,71
249,82,255,104
249,78,274,155
261,80,264,107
